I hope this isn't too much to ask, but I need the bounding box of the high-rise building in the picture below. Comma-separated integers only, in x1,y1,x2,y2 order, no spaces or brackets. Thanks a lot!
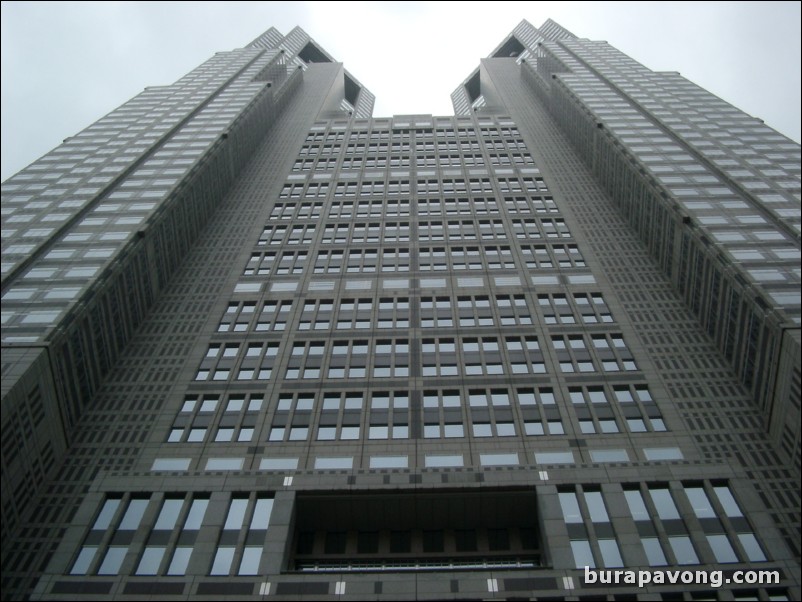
1,19,800,601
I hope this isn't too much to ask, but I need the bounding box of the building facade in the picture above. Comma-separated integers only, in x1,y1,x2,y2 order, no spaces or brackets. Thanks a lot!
1,19,800,600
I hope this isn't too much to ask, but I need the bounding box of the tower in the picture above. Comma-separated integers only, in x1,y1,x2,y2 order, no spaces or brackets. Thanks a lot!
1,20,800,600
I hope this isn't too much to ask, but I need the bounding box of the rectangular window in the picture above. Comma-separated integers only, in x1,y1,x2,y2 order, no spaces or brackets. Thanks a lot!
70,494,212,578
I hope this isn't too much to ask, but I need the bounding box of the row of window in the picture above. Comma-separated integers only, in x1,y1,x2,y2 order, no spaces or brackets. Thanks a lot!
303,124,522,142
271,200,412,220
300,141,526,157
253,218,572,247
194,334,638,382
242,244,586,276
278,176,546,200
292,152,537,172
70,493,272,577
152,445,684,474
167,383,665,444
265,196,564,221
216,293,614,333
418,196,560,215
309,248,410,274
419,218,571,240
70,481,762,578
559,483,767,569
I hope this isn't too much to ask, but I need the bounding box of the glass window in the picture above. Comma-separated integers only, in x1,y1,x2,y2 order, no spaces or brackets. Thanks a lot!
314,457,353,470
206,458,244,470
685,487,716,519
97,547,127,575
589,449,628,462
559,492,582,523
184,498,209,530
210,547,235,575
668,536,699,565
650,488,680,520
738,533,766,562
584,491,609,522
424,455,463,468
238,547,262,575
535,451,574,464
154,499,183,530
260,457,299,470
712,486,743,517
480,453,518,466
644,447,683,461
707,534,738,563
598,539,624,568
93,498,122,530
570,540,594,569
119,499,148,530
624,490,649,521
249,498,273,530
370,456,408,469
70,547,98,575
200,398,218,412
642,538,667,566
167,547,193,576
135,547,165,575
224,499,249,530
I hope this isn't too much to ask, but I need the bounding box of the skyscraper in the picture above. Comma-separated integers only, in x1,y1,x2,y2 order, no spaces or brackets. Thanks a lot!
1,18,799,600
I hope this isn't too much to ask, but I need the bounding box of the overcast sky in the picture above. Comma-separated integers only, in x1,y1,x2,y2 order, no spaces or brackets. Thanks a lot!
2,1,800,181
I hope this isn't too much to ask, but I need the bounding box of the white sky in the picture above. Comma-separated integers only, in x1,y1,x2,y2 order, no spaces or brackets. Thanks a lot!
2,1,800,181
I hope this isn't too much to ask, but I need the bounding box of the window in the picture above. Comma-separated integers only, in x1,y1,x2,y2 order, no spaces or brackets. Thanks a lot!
504,336,545,374
425,455,464,468
534,451,574,465
516,387,563,435
239,498,273,575
647,486,699,565
314,457,354,470
423,390,464,438
559,491,591,568
169,394,262,443
373,339,410,377
480,453,519,466
552,335,595,373
624,488,667,566
376,297,410,329
136,498,185,575
589,449,628,463
463,337,503,375
420,296,453,328
559,488,624,569
286,340,328,380
209,496,274,576
694,484,767,563
315,393,364,441
644,447,683,461
521,243,584,269
269,393,314,442
368,392,410,439
334,297,372,329
194,342,279,382
466,388,517,437
259,457,299,471
70,497,123,575
421,338,458,377
70,497,150,575
369,455,408,469
206,458,244,470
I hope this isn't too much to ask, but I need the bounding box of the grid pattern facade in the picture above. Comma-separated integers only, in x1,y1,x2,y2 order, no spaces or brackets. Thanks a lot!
1,20,800,601
511,23,801,475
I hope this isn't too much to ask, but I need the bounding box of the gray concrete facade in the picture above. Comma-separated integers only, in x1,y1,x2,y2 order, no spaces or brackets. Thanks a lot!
2,21,799,601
